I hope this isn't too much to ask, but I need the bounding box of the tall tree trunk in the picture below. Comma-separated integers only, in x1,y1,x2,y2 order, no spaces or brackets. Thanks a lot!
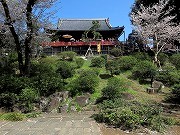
24,0,36,76
1,0,24,75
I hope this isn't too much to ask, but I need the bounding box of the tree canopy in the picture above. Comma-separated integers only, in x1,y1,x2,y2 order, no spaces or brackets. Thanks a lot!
0,0,58,76
130,0,180,67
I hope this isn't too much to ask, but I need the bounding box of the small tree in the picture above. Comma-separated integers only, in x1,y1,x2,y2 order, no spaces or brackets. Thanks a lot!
82,20,102,41
170,54,180,69
58,51,77,61
130,0,180,68
0,0,59,76
117,56,138,71
56,61,75,80
132,60,157,83
75,57,85,68
91,57,105,68
102,77,127,100
68,70,99,96
105,60,120,76
110,47,123,57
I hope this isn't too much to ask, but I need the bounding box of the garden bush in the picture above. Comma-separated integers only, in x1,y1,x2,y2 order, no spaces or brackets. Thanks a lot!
0,52,18,75
75,57,85,68
156,63,180,86
95,100,174,132
132,52,151,61
132,60,157,82
0,74,32,94
172,84,180,100
166,84,180,104
91,56,105,68
157,53,169,66
0,112,25,121
170,53,180,69
32,74,63,97
100,54,108,62
0,93,18,111
105,60,120,75
68,70,99,96
102,77,128,100
30,60,56,77
58,51,77,61
110,47,123,57
117,56,138,71
56,61,75,79
19,88,39,113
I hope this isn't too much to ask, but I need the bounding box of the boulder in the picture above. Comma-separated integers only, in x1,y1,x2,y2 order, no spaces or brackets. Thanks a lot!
39,91,69,112
75,94,90,107
121,92,135,100
147,80,164,94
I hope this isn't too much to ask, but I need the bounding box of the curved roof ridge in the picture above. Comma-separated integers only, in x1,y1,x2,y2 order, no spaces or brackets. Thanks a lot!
59,18,108,21
56,18,124,31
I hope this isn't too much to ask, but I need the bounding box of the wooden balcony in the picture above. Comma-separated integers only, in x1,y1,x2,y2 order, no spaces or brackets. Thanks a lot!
42,41,116,47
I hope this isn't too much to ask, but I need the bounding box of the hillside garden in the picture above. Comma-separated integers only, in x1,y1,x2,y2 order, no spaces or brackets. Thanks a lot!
0,50,180,133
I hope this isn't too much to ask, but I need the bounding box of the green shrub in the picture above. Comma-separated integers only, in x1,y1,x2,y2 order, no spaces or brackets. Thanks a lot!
157,53,169,66
25,112,41,118
110,47,123,57
75,57,85,68
98,98,125,110
32,74,63,97
132,60,157,81
95,101,174,132
56,61,75,79
77,73,99,93
30,60,56,77
19,88,39,113
117,56,138,71
0,52,18,75
156,65,180,86
0,112,25,121
172,84,180,97
7,52,18,64
100,54,108,62
68,70,99,96
0,74,32,94
132,52,151,61
58,51,77,61
91,57,105,68
105,60,120,75
91,67,101,76
102,77,128,100
0,93,18,111
170,53,180,69
79,69,98,77
166,84,180,104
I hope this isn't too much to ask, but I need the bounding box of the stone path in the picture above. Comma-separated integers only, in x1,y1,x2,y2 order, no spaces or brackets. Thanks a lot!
0,112,102,135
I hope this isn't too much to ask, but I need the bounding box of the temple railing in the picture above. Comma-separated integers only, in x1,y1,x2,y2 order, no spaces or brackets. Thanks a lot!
42,40,116,47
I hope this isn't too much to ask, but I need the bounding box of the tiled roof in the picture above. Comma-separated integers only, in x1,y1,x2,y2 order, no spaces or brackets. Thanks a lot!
57,18,122,31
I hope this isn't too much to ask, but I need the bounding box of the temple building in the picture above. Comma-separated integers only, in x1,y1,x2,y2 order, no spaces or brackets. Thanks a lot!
42,18,124,55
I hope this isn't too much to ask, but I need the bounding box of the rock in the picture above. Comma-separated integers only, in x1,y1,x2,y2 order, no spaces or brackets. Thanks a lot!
39,91,69,112
58,104,69,113
121,92,135,100
152,81,164,90
75,94,90,107
39,97,49,112
70,105,77,112
147,80,164,94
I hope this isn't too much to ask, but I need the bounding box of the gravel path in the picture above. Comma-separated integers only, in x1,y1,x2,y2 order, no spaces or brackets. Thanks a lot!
0,112,102,135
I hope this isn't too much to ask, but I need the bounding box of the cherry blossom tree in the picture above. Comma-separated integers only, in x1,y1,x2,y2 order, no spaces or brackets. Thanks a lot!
0,0,58,76
130,0,180,68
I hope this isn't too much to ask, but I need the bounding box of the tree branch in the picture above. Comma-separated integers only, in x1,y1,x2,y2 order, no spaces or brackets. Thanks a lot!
1,0,24,74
